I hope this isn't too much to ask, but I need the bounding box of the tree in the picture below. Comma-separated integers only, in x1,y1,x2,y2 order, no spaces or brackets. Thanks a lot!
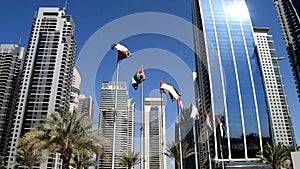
165,141,194,169
256,142,291,169
12,148,47,169
70,149,97,169
0,155,5,168
19,110,108,169
117,151,140,169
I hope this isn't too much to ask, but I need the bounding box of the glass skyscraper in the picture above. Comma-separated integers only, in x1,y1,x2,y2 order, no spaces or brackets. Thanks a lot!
192,0,271,167
273,0,300,101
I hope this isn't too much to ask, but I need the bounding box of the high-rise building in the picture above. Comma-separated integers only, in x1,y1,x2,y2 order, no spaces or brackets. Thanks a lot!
254,27,296,148
6,7,76,168
98,81,135,169
175,108,196,169
144,97,166,169
0,44,25,158
78,94,94,120
192,0,271,168
70,68,81,113
273,0,300,101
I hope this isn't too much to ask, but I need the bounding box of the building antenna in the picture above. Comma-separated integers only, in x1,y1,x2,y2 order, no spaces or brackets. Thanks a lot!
63,0,68,11
18,38,22,45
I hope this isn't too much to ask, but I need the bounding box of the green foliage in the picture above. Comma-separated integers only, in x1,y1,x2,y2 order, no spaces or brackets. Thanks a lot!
256,142,291,169
0,155,5,168
12,148,47,169
117,151,140,169
165,141,194,169
18,110,108,169
70,149,97,169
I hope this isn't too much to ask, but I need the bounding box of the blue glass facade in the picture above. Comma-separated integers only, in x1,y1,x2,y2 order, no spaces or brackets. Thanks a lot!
193,0,271,166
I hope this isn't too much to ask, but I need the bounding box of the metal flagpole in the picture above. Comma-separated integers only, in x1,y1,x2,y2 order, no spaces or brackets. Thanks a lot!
193,120,199,169
219,127,225,169
140,81,144,169
206,128,212,169
177,104,183,169
111,62,119,169
160,93,164,169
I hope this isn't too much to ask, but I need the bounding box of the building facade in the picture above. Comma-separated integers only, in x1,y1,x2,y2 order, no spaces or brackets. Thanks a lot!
254,27,296,148
273,0,300,101
0,44,25,158
175,108,196,169
144,97,166,169
70,68,81,113
6,7,76,168
78,94,93,120
97,81,135,169
192,0,271,168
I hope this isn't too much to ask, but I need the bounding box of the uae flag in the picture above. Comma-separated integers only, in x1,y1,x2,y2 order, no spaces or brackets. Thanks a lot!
189,102,200,120
111,43,132,62
204,110,212,130
177,97,184,112
131,65,146,90
217,116,225,139
160,81,181,101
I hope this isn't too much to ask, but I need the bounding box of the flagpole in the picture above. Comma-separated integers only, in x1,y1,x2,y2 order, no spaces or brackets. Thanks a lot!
219,128,225,169
193,119,199,169
206,128,212,169
160,92,164,169
140,81,144,169
177,104,183,169
111,62,119,169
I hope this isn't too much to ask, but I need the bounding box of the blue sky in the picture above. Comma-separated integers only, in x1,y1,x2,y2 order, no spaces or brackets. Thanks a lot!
0,0,299,166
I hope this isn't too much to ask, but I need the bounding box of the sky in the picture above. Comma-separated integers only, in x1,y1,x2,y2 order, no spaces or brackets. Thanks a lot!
0,0,299,167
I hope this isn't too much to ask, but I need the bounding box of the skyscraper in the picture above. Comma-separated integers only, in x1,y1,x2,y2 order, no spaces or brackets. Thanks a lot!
70,68,81,113
144,97,166,169
192,0,271,168
175,108,196,169
0,44,24,158
273,0,300,101
6,7,76,168
78,94,94,120
98,81,135,169
254,27,296,148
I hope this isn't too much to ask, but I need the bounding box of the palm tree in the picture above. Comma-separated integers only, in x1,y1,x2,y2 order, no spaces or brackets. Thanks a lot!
256,142,291,169
70,149,97,169
117,151,140,169
19,110,108,169
12,148,46,169
0,155,5,168
165,141,194,169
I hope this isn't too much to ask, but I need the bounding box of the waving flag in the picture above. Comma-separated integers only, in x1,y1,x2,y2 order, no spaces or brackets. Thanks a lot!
177,97,184,112
189,102,200,120
111,43,132,62
217,116,225,139
204,110,212,130
131,65,146,90
160,81,181,101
